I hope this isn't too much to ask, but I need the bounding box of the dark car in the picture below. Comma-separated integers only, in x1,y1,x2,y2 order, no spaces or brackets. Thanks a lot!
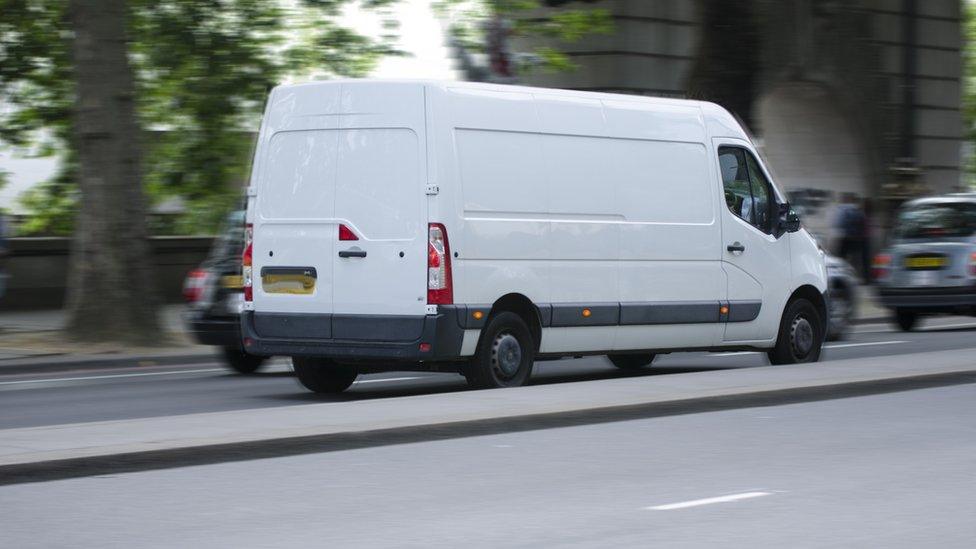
184,211,268,373
874,194,976,331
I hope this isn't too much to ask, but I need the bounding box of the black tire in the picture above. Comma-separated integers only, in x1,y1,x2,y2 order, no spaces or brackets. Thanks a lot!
607,354,656,370
826,287,853,341
221,347,267,374
463,312,535,389
768,298,825,365
895,309,919,332
292,357,358,393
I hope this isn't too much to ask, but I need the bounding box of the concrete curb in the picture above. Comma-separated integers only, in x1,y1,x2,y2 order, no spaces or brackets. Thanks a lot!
2,350,974,486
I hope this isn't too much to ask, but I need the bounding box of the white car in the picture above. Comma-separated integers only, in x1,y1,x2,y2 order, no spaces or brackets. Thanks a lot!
241,80,828,393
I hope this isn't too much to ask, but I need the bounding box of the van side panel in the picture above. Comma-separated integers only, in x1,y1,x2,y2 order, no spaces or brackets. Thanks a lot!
437,86,725,354
447,88,553,311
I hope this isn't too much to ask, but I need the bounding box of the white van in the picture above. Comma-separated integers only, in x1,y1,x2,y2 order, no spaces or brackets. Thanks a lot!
241,80,828,393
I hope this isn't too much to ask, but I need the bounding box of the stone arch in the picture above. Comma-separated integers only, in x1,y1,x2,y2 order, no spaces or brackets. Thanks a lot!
755,81,875,244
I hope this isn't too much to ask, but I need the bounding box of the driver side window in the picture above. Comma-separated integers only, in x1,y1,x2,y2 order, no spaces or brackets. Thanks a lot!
718,146,774,234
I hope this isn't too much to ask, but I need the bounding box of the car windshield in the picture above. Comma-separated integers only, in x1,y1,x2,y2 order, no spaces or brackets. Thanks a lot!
896,201,976,239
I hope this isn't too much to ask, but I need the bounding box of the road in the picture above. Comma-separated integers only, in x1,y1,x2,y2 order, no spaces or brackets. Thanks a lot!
2,316,976,429
1,382,973,547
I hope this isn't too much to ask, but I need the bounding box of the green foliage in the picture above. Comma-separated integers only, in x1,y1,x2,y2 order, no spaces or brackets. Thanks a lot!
0,0,400,235
434,0,612,75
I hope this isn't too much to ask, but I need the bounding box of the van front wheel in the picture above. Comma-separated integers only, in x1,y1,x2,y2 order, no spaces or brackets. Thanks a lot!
292,357,358,393
767,298,824,365
464,312,535,389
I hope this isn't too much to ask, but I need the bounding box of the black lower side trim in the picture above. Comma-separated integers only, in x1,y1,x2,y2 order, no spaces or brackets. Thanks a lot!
727,300,762,323
540,300,761,327
620,301,720,325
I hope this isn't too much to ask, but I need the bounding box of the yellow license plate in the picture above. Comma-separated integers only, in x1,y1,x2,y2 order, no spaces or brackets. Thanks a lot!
221,275,244,289
261,273,316,295
904,257,946,269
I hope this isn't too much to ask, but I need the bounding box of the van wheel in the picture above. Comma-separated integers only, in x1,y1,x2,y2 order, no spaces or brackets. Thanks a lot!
292,357,358,393
608,354,656,370
464,312,535,389
768,298,824,365
895,309,918,332
221,347,267,374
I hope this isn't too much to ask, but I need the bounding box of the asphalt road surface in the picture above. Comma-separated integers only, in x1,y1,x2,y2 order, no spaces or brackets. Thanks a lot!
2,382,973,548
2,316,976,429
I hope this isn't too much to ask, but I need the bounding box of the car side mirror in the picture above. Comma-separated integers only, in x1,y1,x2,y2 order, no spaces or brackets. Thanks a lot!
777,203,801,236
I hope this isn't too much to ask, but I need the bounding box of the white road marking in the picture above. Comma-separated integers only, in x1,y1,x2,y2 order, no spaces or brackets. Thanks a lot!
920,321,976,331
855,320,976,334
354,376,423,384
710,340,906,357
0,368,225,385
646,491,774,511
0,371,427,387
825,340,906,349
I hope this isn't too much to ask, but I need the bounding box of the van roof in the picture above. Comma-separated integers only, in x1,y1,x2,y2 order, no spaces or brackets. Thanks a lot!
276,78,703,105
272,79,748,142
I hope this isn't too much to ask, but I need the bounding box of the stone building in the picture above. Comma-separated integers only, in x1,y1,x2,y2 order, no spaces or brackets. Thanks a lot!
519,0,965,240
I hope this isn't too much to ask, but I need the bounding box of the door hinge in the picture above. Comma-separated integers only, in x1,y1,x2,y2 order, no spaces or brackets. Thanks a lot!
425,184,439,196
246,186,257,197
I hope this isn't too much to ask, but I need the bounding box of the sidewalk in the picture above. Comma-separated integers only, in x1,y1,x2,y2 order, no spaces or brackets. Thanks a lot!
2,348,973,484
0,305,215,369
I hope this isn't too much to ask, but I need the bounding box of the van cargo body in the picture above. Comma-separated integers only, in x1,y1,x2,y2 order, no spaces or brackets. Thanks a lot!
242,80,828,392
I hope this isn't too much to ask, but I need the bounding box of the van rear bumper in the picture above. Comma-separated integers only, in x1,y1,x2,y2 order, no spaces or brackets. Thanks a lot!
240,308,465,362
879,286,976,310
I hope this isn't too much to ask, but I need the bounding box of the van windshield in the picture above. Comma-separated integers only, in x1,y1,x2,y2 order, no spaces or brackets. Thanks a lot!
896,202,976,239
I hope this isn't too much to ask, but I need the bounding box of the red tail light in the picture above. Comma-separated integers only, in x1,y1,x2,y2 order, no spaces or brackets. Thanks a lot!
969,253,976,277
182,269,208,303
243,223,253,302
427,223,453,305
872,253,892,281
339,224,358,241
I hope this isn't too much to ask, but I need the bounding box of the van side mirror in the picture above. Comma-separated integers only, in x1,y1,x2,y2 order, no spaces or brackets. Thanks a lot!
777,203,801,236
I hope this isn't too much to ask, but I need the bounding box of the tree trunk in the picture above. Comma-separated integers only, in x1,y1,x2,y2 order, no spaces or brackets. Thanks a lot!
65,0,162,345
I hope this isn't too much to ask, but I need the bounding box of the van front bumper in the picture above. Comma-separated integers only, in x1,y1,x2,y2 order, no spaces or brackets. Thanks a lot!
240,308,465,362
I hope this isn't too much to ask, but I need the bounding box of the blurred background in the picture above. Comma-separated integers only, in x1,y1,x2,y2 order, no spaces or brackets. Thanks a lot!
0,0,970,346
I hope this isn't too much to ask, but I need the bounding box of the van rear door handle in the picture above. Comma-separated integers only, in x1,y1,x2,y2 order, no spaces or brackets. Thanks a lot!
727,242,745,253
338,249,367,258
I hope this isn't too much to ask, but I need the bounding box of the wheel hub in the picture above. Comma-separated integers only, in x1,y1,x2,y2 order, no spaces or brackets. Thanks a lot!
790,315,814,357
491,333,522,378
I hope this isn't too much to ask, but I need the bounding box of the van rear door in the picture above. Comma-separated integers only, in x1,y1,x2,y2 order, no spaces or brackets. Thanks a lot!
252,83,428,337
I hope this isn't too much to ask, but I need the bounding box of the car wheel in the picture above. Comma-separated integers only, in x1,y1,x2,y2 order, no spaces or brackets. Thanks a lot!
607,354,656,370
292,357,358,393
826,287,853,341
221,347,267,374
895,309,919,332
463,312,535,389
768,298,825,365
